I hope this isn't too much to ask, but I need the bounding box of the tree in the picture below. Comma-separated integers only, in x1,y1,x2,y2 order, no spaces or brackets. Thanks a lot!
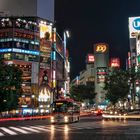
70,84,96,102
127,66,140,108
0,59,23,112
104,69,130,107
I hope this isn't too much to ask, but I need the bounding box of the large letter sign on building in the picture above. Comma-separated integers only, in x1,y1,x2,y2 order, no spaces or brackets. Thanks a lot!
95,44,107,53
129,17,140,38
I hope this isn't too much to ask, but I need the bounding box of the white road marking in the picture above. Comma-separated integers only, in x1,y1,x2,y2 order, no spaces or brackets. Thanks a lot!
30,126,50,132
20,126,40,133
9,127,30,134
0,132,4,136
0,127,17,135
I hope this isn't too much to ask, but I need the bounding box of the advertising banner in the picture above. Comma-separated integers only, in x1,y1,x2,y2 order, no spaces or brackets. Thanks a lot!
129,16,140,38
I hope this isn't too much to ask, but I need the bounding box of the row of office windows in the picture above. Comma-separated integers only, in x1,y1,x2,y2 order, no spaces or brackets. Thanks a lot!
0,18,39,32
0,41,39,51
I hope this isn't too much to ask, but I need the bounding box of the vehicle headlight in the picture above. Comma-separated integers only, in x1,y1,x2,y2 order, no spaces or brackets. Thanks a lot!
51,116,54,122
110,111,113,114
64,116,68,122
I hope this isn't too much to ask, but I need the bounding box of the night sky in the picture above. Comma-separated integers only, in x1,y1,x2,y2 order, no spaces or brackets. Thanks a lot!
55,0,140,79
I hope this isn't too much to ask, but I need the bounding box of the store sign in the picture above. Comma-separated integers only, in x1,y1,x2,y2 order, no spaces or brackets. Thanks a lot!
129,17,140,38
87,54,94,63
97,67,107,75
137,55,140,64
110,58,120,68
0,48,40,55
39,22,52,40
96,45,107,53
133,18,140,30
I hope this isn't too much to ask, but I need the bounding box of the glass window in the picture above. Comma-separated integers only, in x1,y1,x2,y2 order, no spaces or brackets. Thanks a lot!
0,42,12,48
4,53,11,60
25,54,38,62
15,53,24,60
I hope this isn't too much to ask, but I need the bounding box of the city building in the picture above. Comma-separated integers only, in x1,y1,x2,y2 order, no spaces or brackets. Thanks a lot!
94,43,109,105
0,17,53,113
128,16,140,108
71,43,109,108
0,0,70,114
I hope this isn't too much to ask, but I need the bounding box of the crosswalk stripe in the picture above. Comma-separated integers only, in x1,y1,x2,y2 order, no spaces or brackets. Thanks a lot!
0,132,4,136
40,125,66,131
9,127,30,134
20,127,40,133
0,127,17,135
30,126,50,132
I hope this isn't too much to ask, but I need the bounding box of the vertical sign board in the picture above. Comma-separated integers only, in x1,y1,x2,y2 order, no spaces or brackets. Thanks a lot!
129,17,140,66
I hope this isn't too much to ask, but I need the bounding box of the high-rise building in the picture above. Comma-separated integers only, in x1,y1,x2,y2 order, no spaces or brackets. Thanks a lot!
0,0,54,22
94,43,109,105
0,0,55,113
0,17,53,111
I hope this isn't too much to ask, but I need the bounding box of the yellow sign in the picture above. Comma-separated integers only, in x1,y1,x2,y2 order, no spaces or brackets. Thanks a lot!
39,22,52,40
96,45,107,53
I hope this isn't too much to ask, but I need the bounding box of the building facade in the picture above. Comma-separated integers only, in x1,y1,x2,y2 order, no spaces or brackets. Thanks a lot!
94,43,109,104
128,16,140,107
0,17,53,113
0,0,70,114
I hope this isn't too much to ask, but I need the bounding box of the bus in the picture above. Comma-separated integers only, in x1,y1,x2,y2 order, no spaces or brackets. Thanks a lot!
50,98,80,124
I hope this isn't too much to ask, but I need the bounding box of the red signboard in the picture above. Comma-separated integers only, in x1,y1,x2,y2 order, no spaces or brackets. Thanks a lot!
110,58,120,68
87,54,94,63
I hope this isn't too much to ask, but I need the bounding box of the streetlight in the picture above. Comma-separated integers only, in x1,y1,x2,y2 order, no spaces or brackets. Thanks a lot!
63,30,70,58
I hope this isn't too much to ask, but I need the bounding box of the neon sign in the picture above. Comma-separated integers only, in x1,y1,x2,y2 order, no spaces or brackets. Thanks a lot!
0,48,40,55
110,58,120,68
96,45,107,53
88,54,94,63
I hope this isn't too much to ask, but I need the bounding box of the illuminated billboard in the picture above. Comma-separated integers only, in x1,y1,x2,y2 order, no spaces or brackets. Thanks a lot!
39,21,52,40
136,33,140,57
87,54,94,63
94,43,108,54
110,58,120,68
0,48,40,55
129,16,140,38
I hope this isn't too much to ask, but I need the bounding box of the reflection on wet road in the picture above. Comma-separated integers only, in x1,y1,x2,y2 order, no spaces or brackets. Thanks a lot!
1,117,140,140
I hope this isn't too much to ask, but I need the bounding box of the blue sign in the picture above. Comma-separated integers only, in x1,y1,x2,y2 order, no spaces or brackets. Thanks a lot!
0,48,12,52
133,18,140,30
0,48,40,55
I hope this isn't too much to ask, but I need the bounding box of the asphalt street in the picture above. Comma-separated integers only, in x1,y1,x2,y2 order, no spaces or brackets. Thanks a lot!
0,116,140,140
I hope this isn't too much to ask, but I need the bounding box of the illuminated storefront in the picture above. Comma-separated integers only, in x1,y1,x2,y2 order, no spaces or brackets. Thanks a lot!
0,17,53,110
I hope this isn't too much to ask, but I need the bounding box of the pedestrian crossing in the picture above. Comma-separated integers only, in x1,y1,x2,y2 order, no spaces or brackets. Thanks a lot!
0,123,101,137
1,121,140,137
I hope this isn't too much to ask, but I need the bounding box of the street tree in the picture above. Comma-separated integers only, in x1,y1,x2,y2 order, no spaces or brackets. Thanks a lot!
0,59,23,112
104,69,130,108
70,84,96,102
